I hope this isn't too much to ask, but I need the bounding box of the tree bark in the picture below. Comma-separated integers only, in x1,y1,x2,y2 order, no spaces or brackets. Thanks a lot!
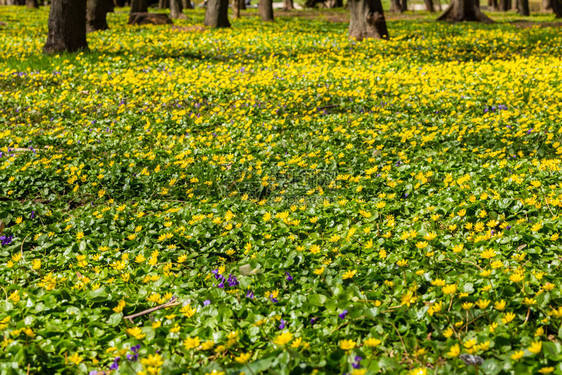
400,0,407,11
325,0,343,7
44,0,88,53
130,0,148,12
240,0,246,9
181,0,193,9
348,0,388,40
518,0,529,14
542,0,552,10
424,0,435,12
232,0,240,18
204,0,230,27
437,0,492,21
158,0,168,8
283,0,293,9
554,0,562,16
26,0,38,8
170,0,186,17
488,0,498,10
390,0,401,11
87,0,113,32
499,0,510,10
259,0,273,20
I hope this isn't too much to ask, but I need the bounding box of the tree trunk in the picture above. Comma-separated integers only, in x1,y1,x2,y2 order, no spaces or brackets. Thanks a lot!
158,0,168,8
130,0,148,12
400,0,407,11
182,0,193,9
518,0,529,14
424,0,435,12
114,0,126,6
232,0,240,18
489,0,498,10
43,0,88,53
499,0,510,10
26,0,38,8
170,0,186,17
259,0,273,20
204,0,230,27
240,0,245,8
87,0,113,32
390,0,401,11
325,0,343,7
348,0,388,40
542,0,552,10
437,0,492,21
283,0,293,9
554,0,562,16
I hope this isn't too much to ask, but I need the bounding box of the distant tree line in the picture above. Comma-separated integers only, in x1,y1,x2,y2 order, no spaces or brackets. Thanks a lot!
1,0,560,53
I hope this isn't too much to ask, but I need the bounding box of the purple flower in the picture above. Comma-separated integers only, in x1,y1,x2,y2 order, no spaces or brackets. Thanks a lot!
285,272,293,282
109,357,120,370
227,274,239,287
339,310,348,319
279,319,286,330
310,317,318,326
30,211,36,219
246,290,254,299
203,300,211,306
352,356,362,369
0,235,12,246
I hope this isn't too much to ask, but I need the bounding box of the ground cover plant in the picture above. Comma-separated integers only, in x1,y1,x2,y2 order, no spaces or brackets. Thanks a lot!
1,6,562,374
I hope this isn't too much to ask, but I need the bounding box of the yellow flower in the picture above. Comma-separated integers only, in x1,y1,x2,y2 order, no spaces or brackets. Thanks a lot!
442,284,457,295
342,269,357,279
339,339,356,351
446,344,460,357
510,272,524,283
528,341,542,354
201,340,214,350
408,368,427,375
181,304,196,318
313,266,325,275
476,299,490,309
273,331,293,345
494,300,506,311
510,350,524,360
452,244,464,253
184,336,200,349
480,249,496,259
234,352,251,363
538,367,554,374
263,212,271,222
67,352,83,365
364,337,382,347
502,312,516,324
126,327,145,340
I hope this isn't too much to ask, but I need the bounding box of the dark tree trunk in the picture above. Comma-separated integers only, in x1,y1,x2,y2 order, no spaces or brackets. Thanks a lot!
437,0,492,21
240,0,246,9
181,0,192,9
158,0,168,8
204,0,230,27
170,0,186,17
542,0,552,10
554,0,562,16
114,0,126,6
348,0,388,40
424,0,435,12
474,0,479,7
488,0,498,10
518,0,529,14
499,0,510,10
390,0,401,11
283,0,293,9
26,0,38,8
400,0,407,11
44,0,88,53
131,0,148,12
87,0,113,32
232,0,240,18
325,0,343,7
259,0,273,20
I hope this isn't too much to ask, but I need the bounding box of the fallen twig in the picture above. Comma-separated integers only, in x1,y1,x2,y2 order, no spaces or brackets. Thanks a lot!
123,297,181,322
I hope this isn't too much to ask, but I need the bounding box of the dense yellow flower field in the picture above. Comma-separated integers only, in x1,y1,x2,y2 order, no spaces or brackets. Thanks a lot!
0,6,562,374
